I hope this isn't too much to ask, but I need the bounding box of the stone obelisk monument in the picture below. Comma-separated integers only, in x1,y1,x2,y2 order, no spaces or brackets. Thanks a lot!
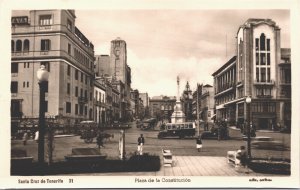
171,76,186,123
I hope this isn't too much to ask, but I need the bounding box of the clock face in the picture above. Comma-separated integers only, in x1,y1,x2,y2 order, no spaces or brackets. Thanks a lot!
114,48,120,57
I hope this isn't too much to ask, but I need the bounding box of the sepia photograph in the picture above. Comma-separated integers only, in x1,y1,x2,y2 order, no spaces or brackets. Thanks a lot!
0,0,299,189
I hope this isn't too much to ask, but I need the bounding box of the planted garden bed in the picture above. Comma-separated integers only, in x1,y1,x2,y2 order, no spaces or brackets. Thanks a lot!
248,158,290,175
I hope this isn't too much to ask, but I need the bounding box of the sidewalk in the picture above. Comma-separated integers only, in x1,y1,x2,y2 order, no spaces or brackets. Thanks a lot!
65,156,277,176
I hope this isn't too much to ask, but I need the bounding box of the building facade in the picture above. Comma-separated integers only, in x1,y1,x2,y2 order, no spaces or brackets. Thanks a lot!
212,56,237,124
149,96,176,122
94,79,106,125
199,84,215,123
139,92,149,118
11,10,95,131
212,18,291,130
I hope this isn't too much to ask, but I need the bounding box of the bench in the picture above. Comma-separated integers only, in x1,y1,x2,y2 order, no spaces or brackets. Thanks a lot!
162,149,175,167
227,150,241,167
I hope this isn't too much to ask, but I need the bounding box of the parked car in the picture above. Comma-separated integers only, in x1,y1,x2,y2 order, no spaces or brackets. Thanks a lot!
251,136,285,150
200,131,218,139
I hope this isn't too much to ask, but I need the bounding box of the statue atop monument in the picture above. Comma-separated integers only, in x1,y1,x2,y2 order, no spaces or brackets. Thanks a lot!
171,75,186,123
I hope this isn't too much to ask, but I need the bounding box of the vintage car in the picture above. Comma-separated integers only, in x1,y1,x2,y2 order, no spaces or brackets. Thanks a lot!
158,122,195,139
251,136,286,150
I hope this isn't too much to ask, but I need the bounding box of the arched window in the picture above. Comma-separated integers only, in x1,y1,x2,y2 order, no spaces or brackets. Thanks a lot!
11,40,14,52
16,40,22,52
260,33,266,51
23,39,30,52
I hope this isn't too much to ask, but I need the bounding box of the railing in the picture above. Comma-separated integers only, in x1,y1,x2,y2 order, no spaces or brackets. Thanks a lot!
253,80,275,85
78,96,88,104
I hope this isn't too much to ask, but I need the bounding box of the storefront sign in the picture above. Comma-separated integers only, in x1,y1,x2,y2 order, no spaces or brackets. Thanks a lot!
11,16,29,25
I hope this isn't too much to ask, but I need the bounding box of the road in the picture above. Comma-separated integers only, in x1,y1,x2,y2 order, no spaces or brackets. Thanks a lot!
11,122,291,162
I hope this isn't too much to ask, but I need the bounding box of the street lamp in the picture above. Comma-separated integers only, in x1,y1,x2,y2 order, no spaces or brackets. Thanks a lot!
37,65,49,166
245,96,252,159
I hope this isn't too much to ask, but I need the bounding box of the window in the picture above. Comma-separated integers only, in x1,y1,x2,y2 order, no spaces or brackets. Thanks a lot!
68,43,71,54
11,63,18,73
75,104,78,115
256,53,259,65
267,39,270,51
75,87,78,97
260,33,266,51
261,68,266,82
67,83,70,94
256,68,259,82
41,62,50,72
27,81,29,87
90,92,92,101
24,62,29,68
39,15,52,26
41,39,51,51
80,88,83,97
11,81,18,93
11,40,14,52
67,19,72,30
67,65,71,76
16,40,22,52
267,53,270,65
23,82,25,88
23,39,29,52
85,75,87,85
85,90,87,99
260,53,266,65
66,102,71,113
79,105,83,115
75,70,78,80
85,106,87,116
81,72,83,82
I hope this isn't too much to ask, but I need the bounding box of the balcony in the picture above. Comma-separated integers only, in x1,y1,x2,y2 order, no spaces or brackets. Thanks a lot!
253,80,275,86
78,96,88,104
256,95,272,99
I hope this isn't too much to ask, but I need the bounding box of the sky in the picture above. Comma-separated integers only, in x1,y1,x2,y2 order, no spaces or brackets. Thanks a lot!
75,10,290,97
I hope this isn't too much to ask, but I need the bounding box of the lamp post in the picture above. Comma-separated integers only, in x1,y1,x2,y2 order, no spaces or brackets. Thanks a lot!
37,65,49,166
245,96,252,159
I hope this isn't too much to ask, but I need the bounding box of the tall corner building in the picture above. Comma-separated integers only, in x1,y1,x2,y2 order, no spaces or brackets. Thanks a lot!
213,18,291,130
110,37,132,120
11,10,95,129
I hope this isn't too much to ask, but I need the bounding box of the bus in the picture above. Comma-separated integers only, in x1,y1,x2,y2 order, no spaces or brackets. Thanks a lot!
157,122,196,139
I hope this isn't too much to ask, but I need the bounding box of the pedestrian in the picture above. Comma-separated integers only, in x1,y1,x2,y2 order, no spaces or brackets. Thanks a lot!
236,146,248,168
196,136,203,152
137,134,145,155
96,133,104,148
22,132,28,145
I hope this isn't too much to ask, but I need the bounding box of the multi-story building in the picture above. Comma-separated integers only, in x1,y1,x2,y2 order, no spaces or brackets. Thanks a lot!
191,84,202,121
130,89,140,119
110,38,132,118
199,84,215,123
212,56,237,124
11,10,95,131
139,92,149,117
212,18,291,130
94,54,110,77
94,79,106,126
149,95,176,122
181,81,193,121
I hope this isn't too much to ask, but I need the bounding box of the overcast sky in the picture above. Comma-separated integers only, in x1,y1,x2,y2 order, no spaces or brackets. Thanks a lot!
75,10,290,97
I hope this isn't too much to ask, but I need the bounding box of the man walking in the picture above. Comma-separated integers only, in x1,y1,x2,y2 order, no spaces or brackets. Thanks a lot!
137,134,145,155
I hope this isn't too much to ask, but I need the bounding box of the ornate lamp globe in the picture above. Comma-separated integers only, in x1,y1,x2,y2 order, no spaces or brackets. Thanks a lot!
246,96,251,104
37,65,49,82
